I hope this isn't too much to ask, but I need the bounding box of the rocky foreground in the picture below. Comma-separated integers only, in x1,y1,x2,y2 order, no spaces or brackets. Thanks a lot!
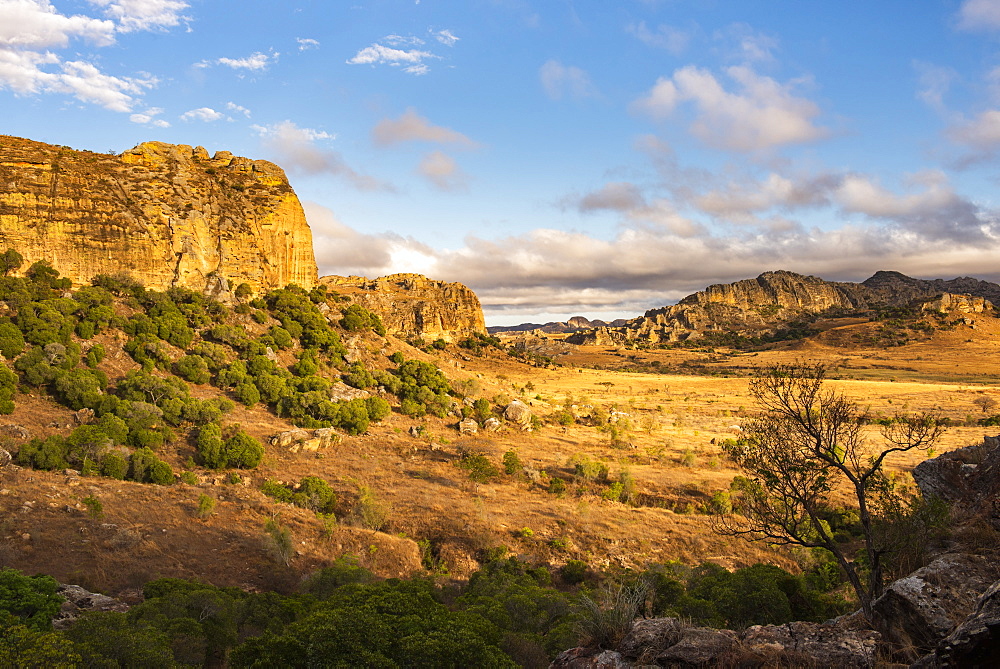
551,436,1000,667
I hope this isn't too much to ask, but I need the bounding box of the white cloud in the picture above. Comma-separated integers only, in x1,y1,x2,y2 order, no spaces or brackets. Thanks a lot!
540,60,598,100
87,0,189,33
226,101,250,117
254,120,391,191
417,150,468,191
957,0,1000,31
180,106,223,122
716,23,778,63
53,59,155,112
627,21,690,55
217,51,273,71
632,65,828,152
347,42,437,74
435,29,459,46
0,0,189,112
372,108,476,147
296,37,319,51
0,0,113,49
130,106,169,127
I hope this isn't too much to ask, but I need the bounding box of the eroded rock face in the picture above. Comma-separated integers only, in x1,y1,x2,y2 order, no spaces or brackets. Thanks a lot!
912,436,1000,529
0,135,317,295
320,273,486,342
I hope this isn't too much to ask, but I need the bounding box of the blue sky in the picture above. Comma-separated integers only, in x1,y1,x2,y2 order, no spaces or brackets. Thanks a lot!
5,1,1000,324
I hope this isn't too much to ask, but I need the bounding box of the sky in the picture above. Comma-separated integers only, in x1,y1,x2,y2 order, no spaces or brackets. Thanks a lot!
5,1,1000,325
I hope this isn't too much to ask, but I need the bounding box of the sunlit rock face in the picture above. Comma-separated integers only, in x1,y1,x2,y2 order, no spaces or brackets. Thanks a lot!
320,273,487,342
0,135,317,295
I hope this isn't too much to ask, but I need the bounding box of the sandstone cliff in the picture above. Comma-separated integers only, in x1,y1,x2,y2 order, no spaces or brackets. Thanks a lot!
0,135,317,295
569,270,1000,345
321,273,486,342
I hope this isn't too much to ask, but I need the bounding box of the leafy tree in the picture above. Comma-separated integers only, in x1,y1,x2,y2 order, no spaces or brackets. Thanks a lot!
174,354,211,384
0,613,82,668
64,611,175,668
716,364,943,620
196,423,225,469
0,322,25,359
224,428,265,469
0,248,23,276
0,569,63,631
0,364,16,414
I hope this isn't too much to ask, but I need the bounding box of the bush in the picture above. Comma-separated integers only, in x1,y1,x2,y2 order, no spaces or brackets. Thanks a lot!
100,452,128,480
174,355,211,384
0,569,63,631
458,452,500,483
502,449,522,475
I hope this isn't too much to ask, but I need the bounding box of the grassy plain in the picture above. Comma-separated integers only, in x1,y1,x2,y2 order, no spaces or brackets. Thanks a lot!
1,313,998,597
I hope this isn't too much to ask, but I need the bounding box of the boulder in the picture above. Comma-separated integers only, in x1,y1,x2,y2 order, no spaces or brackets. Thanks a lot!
549,648,629,668
0,424,30,441
0,448,10,468
459,418,479,435
741,620,878,667
73,408,95,424
872,553,1000,661
483,417,502,432
269,429,310,448
504,400,532,428
52,584,130,630
914,579,1000,667
328,383,370,402
913,435,1000,529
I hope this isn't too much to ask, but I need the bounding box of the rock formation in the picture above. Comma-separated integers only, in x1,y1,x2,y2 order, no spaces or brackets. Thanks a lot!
569,270,1000,345
0,135,317,296
488,316,629,335
320,273,486,342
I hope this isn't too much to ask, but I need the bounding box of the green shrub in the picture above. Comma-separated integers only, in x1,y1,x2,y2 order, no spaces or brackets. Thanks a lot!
0,568,63,631
100,452,128,480
458,452,500,483
174,355,211,384
196,494,216,519
502,449,522,475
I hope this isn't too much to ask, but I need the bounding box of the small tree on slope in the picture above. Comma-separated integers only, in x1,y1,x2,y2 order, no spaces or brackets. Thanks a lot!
714,363,943,621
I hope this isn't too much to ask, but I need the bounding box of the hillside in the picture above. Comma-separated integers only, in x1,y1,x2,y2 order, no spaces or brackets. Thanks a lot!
568,269,1000,346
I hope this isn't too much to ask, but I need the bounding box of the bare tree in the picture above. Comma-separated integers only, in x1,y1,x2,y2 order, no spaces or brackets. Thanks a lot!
715,363,943,621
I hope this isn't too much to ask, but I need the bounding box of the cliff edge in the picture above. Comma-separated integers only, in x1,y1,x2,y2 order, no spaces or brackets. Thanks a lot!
0,135,317,295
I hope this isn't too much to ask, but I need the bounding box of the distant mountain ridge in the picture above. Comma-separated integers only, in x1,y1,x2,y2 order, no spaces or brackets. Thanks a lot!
487,316,629,334
568,270,1000,345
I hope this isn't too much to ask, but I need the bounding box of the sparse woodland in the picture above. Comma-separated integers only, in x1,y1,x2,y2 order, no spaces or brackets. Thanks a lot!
0,248,999,666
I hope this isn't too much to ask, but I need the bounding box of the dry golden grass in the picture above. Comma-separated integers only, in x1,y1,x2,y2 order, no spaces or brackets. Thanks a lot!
1,318,998,595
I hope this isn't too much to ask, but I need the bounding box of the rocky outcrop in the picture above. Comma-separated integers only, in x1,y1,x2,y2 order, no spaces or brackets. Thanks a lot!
871,553,1000,661
320,273,486,342
914,579,1000,668
52,583,130,630
551,616,878,668
0,135,317,296
569,270,1000,345
912,435,1000,529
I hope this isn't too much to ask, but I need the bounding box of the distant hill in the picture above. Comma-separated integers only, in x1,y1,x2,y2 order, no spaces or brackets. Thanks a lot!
488,316,628,334
567,270,1000,346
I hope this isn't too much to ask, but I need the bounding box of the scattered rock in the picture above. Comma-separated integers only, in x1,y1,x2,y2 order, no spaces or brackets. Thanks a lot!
504,400,532,429
73,408,95,424
458,418,479,435
0,448,10,468
483,417,502,432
